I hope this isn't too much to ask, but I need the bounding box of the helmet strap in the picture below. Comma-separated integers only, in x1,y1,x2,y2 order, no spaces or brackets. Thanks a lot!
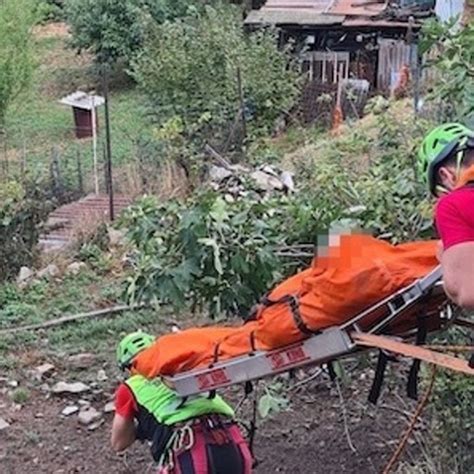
435,183,449,197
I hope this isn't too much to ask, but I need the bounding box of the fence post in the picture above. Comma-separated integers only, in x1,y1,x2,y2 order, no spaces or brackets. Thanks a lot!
76,148,83,195
102,64,114,221
51,146,63,200
103,142,110,195
21,135,27,177
237,67,247,152
1,128,8,178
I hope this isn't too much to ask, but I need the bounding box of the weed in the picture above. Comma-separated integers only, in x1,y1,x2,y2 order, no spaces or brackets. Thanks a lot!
11,387,30,404
23,429,41,445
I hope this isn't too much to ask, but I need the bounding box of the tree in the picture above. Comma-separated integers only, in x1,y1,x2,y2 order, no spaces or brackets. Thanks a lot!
65,0,216,65
0,0,38,128
420,19,474,121
65,0,144,65
131,5,300,144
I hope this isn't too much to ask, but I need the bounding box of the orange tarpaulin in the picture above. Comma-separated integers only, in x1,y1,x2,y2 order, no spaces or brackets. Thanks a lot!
134,235,439,378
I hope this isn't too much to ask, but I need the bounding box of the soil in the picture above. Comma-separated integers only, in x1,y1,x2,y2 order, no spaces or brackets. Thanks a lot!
0,361,426,474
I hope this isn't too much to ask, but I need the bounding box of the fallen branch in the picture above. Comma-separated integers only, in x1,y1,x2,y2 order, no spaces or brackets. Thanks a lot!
382,366,437,474
204,144,232,169
288,368,323,391
0,304,147,335
335,379,357,453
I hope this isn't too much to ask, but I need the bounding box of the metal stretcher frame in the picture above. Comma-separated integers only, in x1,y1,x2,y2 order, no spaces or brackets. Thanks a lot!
165,267,473,397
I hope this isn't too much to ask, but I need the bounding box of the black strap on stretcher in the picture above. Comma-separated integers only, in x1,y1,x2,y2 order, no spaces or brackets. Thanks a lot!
259,294,318,336
368,312,430,404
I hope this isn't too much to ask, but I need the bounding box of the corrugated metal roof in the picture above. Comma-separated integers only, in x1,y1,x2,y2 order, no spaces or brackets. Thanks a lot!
342,18,413,27
244,9,344,25
263,0,333,11
329,0,387,17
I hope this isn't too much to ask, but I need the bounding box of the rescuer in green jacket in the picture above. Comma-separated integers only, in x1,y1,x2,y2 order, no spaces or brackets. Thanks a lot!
111,331,252,473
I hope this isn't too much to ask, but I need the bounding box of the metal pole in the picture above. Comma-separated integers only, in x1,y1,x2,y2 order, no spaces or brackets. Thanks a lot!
102,64,114,221
91,93,99,194
407,17,419,115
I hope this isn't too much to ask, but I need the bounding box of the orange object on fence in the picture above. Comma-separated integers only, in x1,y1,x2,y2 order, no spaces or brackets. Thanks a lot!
133,235,440,379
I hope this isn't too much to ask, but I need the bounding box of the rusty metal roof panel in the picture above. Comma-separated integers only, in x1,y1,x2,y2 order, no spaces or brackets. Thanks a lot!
342,18,413,27
328,0,387,17
244,9,344,25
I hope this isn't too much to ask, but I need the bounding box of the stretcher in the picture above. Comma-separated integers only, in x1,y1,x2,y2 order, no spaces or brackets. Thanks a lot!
164,267,474,397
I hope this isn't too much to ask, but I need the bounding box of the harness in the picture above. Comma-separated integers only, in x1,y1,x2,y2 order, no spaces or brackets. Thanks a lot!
156,415,238,473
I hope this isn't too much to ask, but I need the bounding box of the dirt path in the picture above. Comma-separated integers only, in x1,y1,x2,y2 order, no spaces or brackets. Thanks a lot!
0,361,424,474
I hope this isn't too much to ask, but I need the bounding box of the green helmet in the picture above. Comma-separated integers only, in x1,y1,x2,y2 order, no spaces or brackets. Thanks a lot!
418,123,474,196
117,331,155,369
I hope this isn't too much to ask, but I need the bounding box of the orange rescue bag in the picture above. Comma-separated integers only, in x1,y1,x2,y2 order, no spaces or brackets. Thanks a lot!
133,235,439,378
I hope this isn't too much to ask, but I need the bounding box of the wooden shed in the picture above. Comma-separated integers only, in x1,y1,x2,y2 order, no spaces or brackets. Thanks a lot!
60,91,105,139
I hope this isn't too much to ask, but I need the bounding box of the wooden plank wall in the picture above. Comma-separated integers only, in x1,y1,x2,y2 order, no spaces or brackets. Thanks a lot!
377,39,411,92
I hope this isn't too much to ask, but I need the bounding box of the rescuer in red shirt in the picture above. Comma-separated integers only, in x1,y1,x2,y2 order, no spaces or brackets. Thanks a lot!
418,123,474,366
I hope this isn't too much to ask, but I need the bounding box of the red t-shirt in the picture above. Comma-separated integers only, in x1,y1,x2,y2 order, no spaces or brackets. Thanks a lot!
435,187,474,250
115,383,138,419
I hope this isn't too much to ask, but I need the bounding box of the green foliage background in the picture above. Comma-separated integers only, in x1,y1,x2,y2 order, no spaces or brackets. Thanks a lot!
0,0,38,127
131,5,301,144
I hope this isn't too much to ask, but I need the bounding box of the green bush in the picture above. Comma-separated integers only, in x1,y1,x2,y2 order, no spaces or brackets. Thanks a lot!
0,180,52,282
65,0,144,65
123,193,287,317
131,4,301,145
0,0,38,127
37,0,64,22
420,19,474,121
65,0,216,65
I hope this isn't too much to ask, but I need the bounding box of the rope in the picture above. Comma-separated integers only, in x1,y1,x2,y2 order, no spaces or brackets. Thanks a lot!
382,365,437,474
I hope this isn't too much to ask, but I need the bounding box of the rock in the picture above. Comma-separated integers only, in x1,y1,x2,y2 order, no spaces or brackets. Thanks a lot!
35,363,55,379
97,369,108,382
52,382,90,395
209,165,233,182
66,262,86,276
261,165,279,177
61,406,79,417
7,380,18,388
78,407,101,426
228,164,250,173
17,266,34,287
280,171,295,193
250,170,284,192
37,264,60,280
78,399,90,407
108,228,126,247
88,419,104,431
0,418,10,431
67,353,96,369
104,401,115,413
35,413,44,419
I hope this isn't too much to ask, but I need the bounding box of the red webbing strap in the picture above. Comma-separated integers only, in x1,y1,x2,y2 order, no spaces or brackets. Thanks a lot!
353,333,474,377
